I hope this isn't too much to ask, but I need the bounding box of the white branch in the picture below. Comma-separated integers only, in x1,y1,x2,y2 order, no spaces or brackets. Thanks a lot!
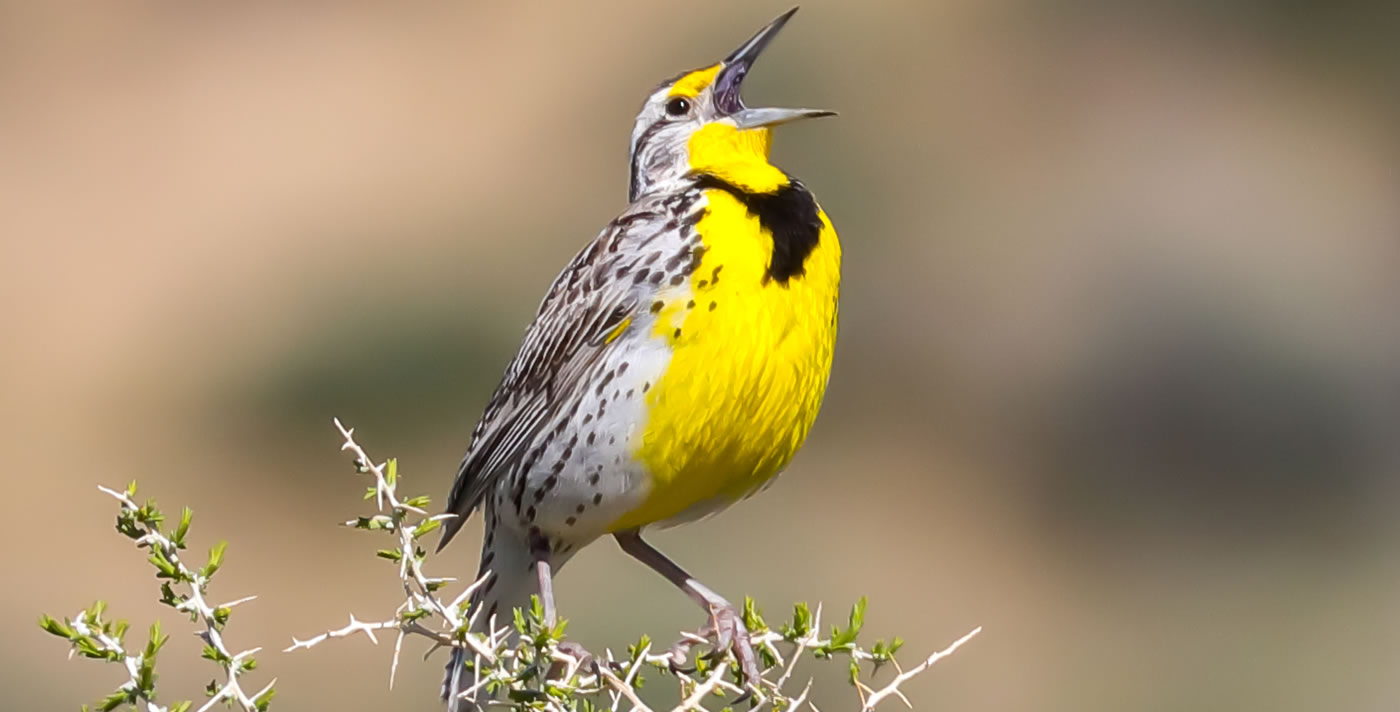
284,614,398,652
673,665,730,712
290,419,500,692
859,627,982,712
295,420,984,712
95,485,273,712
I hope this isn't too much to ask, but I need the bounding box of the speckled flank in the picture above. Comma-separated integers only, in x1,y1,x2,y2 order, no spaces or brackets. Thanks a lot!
467,187,710,560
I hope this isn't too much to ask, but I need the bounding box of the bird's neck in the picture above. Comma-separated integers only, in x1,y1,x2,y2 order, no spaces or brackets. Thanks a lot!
687,123,788,194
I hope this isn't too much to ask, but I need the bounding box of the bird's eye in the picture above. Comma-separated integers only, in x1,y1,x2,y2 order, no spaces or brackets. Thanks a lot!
664,97,691,117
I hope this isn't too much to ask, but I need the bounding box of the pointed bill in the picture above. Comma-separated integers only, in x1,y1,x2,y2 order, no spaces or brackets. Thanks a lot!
712,7,834,125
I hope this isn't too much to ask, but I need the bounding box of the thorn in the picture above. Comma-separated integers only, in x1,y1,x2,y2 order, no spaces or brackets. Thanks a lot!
423,641,444,661
221,595,258,609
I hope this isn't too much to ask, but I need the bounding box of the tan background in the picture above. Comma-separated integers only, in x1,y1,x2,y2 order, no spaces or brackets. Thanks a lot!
4,2,1399,710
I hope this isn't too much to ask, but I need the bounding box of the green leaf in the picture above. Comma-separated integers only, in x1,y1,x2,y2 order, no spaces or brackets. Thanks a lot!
74,637,107,659
159,582,181,608
385,458,398,487
149,547,180,580
400,608,432,623
201,643,229,663
138,649,158,692
848,597,867,636
412,518,442,538
404,495,431,509
138,499,166,527
99,690,128,712
871,636,905,664
202,540,228,578
758,641,778,669
628,634,652,661
173,507,193,548
38,614,76,639
350,515,392,531
826,598,867,652
145,621,167,657
170,701,193,712
254,685,276,712
115,511,143,539
781,602,813,639
743,597,766,631
375,548,403,562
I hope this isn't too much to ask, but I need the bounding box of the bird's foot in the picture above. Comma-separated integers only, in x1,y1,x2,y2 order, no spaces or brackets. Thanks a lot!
549,640,601,680
664,627,712,674
667,603,761,685
712,603,762,687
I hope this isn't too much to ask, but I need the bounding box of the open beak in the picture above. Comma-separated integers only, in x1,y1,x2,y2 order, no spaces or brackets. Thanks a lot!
712,7,836,130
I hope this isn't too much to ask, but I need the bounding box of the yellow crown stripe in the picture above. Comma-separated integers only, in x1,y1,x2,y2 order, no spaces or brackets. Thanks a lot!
668,64,721,98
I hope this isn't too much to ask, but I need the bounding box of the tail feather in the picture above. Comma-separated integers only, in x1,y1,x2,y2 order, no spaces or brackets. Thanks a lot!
441,513,539,711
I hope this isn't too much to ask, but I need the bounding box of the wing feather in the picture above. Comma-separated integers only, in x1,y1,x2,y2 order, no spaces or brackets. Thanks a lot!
438,195,693,549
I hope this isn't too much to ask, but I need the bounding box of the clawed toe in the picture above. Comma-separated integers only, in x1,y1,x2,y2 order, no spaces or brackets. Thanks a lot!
667,641,696,674
711,604,761,684
550,640,600,679
665,630,707,673
667,605,760,684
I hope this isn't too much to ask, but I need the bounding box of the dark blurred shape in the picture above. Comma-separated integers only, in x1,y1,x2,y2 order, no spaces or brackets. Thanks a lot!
231,304,515,449
1030,263,1381,540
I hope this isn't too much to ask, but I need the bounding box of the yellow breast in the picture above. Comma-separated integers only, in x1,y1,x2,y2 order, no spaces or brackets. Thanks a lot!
609,187,841,531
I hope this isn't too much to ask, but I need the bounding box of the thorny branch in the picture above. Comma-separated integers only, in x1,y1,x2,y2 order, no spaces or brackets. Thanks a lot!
39,484,275,712
290,419,982,711
857,628,981,712
284,419,496,684
41,418,979,711
100,486,275,712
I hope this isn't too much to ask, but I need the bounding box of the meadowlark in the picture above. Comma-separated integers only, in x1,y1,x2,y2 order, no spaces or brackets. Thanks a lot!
438,8,839,706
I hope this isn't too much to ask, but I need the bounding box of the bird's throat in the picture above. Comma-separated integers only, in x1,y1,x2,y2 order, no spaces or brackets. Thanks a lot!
686,123,786,193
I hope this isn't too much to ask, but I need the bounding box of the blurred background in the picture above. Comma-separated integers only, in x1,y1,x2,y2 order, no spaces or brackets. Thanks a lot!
4,1,1398,710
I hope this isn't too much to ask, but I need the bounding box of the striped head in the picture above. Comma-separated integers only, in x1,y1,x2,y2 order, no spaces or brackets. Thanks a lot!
627,7,835,202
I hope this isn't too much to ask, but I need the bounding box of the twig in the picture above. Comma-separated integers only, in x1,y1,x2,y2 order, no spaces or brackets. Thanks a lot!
859,627,982,712
599,665,655,712
96,485,276,712
288,420,497,689
673,665,730,712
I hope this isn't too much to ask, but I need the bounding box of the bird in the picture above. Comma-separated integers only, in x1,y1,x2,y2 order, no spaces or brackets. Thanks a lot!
438,7,839,707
